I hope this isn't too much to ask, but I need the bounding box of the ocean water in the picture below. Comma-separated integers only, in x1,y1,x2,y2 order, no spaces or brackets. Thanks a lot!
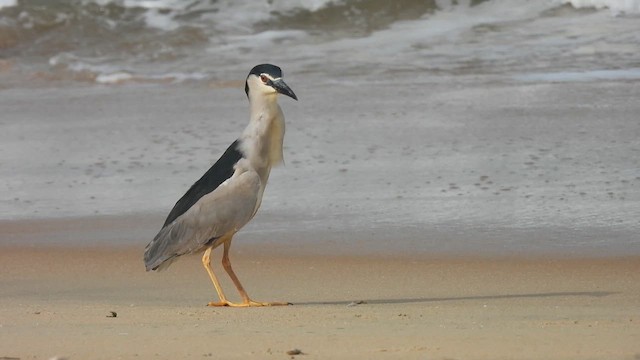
0,0,639,84
1,0,639,256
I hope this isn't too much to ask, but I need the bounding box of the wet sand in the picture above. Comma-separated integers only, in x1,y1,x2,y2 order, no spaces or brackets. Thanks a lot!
1,235,639,359
1,79,639,256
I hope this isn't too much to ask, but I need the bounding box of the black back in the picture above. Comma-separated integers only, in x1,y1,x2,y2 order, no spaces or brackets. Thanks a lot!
162,140,243,227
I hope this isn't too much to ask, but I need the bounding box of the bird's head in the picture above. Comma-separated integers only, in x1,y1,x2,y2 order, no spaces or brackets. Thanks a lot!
245,64,298,101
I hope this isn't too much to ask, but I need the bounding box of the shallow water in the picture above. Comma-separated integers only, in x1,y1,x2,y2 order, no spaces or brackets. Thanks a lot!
0,0,639,256
1,77,638,256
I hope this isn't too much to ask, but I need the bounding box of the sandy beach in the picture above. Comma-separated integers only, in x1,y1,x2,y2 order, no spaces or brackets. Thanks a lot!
1,234,639,359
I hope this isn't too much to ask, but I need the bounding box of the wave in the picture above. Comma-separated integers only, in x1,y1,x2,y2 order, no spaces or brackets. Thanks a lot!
0,0,638,85
561,0,640,14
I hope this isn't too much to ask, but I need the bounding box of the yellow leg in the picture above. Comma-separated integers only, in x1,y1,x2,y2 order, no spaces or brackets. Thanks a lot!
221,239,291,307
201,246,233,307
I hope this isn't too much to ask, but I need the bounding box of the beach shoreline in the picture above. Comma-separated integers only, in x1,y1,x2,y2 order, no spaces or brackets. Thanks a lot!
1,212,637,259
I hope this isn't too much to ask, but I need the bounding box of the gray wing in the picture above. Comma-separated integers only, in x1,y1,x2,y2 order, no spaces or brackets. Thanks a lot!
144,169,261,271
162,140,243,228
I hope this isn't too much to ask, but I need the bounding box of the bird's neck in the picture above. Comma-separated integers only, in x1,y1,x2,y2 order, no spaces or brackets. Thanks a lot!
240,94,285,184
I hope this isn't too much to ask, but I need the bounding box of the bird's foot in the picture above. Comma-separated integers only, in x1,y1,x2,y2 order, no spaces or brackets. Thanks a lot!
244,300,292,307
206,300,291,307
206,300,236,307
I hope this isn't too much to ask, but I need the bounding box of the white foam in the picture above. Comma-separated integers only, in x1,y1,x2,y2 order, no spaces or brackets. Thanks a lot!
95,71,209,84
49,53,124,76
270,0,336,12
0,0,16,9
514,68,640,82
95,72,134,84
141,8,180,31
123,0,184,9
561,0,640,14
84,0,184,30
80,0,339,33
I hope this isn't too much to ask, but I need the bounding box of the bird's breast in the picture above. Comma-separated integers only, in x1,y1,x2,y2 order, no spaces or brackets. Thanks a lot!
240,108,285,181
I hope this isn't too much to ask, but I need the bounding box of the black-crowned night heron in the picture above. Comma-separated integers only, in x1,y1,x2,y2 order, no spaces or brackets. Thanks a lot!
144,64,297,307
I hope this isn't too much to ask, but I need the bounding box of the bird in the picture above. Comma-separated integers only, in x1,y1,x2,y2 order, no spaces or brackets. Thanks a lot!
144,64,297,307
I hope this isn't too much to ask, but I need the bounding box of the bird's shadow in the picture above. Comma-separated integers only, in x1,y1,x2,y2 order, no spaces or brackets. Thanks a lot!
294,291,617,306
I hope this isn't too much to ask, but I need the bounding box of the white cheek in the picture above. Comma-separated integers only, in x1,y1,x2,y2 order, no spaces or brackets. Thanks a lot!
260,84,277,94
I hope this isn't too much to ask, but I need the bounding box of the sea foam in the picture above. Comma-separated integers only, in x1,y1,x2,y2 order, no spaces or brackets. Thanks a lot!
0,0,15,9
561,0,640,14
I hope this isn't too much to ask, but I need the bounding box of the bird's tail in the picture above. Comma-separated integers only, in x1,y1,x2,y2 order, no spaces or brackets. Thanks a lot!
144,224,179,272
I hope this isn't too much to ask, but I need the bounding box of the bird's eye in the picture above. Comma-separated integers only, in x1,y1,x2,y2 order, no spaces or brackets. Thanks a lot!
260,74,268,83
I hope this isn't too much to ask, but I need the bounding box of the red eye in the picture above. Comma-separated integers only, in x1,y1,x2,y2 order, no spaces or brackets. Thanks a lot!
260,74,268,83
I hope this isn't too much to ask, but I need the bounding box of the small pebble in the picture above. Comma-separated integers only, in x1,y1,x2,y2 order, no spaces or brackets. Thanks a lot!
286,349,303,356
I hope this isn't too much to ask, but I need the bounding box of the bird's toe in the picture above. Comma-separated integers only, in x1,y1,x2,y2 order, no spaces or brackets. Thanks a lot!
207,300,233,307
247,300,292,307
